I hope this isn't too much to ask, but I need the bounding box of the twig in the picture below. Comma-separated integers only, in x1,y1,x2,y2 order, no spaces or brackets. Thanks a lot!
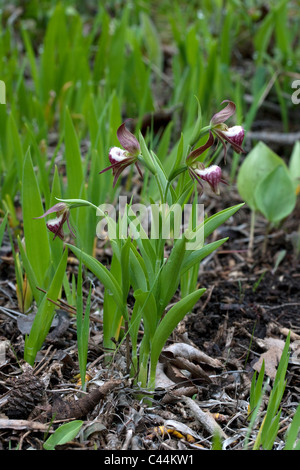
0,418,50,432
246,131,300,145
183,396,228,440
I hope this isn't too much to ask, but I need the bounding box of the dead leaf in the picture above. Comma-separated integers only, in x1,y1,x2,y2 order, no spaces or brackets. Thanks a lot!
155,362,176,390
163,342,222,369
253,337,285,379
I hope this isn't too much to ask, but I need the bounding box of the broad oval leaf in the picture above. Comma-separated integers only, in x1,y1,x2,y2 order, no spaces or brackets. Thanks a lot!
237,141,284,211
254,165,296,223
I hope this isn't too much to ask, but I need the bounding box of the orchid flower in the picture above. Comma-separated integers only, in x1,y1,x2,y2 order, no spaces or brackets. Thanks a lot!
189,162,226,195
34,202,75,241
185,132,226,194
210,100,245,160
99,122,142,187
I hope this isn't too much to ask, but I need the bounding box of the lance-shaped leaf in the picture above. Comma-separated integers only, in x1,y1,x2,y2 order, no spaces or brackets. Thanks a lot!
24,249,68,365
66,244,124,314
149,288,206,388
22,148,51,289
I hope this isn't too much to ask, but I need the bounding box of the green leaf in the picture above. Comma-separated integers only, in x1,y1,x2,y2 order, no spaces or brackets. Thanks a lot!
129,244,149,292
76,262,91,389
150,288,206,385
204,203,245,239
284,404,300,450
261,333,290,449
64,108,91,252
289,141,300,192
0,212,8,248
66,244,124,312
24,249,68,365
170,132,184,175
64,108,85,197
22,148,51,288
189,96,202,147
181,238,228,275
249,360,265,416
121,238,131,304
139,131,156,174
158,235,186,312
6,113,24,184
134,289,157,340
237,142,284,211
255,165,296,223
43,420,83,450
140,13,162,70
17,236,43,305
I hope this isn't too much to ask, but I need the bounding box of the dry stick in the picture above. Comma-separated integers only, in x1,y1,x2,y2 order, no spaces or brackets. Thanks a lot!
0,418,50,432
183,396,228,440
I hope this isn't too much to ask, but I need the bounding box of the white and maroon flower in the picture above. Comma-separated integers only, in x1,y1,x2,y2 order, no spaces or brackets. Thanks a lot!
34,202,75,241
210,100,245,159
100,121,142,187
189,164,227,195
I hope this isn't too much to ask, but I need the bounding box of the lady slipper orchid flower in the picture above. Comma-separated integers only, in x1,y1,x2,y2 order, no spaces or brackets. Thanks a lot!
99,122,142,187
210,100,245,159
189,163,226,195
34,202,75,241
185,133,226,194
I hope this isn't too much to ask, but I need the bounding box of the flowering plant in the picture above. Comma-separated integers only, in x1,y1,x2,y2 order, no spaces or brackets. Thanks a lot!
32,99,245,390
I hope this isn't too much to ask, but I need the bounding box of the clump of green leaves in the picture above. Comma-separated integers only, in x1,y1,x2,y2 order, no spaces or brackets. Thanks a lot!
237,141,299,257
237,141,298,225
245,333,300,450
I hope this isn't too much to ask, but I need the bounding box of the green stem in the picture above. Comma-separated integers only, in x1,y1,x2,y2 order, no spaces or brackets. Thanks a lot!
137,154,156,175
155,173,165,204
196,125,211,140
55,197,99,213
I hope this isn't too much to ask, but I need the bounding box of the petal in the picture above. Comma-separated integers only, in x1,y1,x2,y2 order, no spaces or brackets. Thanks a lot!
109,147,128,165
215,128,245,154
186,131,214,164
33,202,67,219
99,162,119,175
46,215,65,240
112,164,127,187
188,168,204,193
222,125,245,148
210,100,236,126
117,121,140,156
194,165,223,194
65,213,76,238
135,162,143,179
